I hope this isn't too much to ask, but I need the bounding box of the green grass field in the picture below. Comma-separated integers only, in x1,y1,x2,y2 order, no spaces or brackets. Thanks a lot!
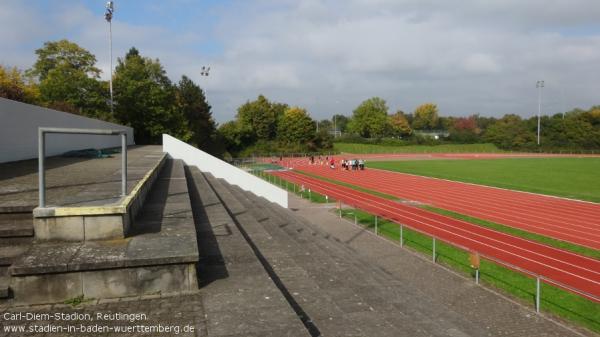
369,157,600,203
334,142,503,154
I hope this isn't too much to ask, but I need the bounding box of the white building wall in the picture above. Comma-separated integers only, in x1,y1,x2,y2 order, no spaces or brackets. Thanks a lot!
163,134,288,208
0,98,134,163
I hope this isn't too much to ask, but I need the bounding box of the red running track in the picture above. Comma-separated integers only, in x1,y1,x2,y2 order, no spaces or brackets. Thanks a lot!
272,170,600,301
288,161,600,250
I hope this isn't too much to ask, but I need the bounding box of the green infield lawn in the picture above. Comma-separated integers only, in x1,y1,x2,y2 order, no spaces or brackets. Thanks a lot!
333,142,503,154
369,157,600,203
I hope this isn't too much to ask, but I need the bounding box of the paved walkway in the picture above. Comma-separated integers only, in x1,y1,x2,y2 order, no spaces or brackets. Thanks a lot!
0,145,163,209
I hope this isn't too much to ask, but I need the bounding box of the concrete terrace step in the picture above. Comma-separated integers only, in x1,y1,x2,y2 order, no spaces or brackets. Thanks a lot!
6,159,199,304
184,166,310,337
27,146,168,242
237,187,395,287
214,180,492,336
0,213,34,238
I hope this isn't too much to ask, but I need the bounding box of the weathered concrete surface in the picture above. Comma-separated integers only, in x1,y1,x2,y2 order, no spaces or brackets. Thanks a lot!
283,192,593,337
185,166,310,337
0,145,162,210
212,177,590,337
6,159,199,304
31,147,167,241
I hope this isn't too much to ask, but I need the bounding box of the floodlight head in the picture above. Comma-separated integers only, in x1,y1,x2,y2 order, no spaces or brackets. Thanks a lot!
200,65,210,76
106,1,114,11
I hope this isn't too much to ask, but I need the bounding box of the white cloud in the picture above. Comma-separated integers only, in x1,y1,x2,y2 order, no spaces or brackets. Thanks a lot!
1,0,600,122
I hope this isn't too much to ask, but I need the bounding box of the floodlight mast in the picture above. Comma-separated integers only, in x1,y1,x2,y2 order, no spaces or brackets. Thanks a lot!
536,80,544,146
200,66,210,77
105,1,114,115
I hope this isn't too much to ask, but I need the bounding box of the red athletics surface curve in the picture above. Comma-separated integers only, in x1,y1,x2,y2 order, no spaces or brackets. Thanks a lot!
282,159,600,250
271,170,600,301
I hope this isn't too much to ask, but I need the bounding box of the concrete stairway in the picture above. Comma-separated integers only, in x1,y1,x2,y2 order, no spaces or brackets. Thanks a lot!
201,172,490,337
0,207,34,299
4,159,199,304
184,166,310,336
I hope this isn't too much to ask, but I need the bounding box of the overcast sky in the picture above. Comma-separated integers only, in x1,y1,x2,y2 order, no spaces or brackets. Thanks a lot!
2,0,600,123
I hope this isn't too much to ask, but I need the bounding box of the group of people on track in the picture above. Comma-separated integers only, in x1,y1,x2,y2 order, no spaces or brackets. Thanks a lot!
304,155,367,171
340,158,365,170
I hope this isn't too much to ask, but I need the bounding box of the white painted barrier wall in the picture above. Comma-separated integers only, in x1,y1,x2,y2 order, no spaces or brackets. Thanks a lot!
163,134,288,208
0,98,134,163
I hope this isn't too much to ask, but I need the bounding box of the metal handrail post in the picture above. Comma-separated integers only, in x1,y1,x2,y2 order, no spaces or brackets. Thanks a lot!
38,129,46,207
536,277,541,313
121,133,127,196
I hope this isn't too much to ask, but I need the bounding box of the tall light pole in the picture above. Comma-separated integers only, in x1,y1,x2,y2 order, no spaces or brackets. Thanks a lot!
536,80,544,146
105,1,114,115
333,115,337,138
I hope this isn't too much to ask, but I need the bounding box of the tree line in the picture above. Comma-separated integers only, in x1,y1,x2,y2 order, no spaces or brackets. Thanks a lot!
2,39,599,158
0,39,219,153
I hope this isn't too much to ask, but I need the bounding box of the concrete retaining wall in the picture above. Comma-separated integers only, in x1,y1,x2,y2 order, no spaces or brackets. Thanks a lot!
0,98,134,163
163,134,288,208
11,264,197,304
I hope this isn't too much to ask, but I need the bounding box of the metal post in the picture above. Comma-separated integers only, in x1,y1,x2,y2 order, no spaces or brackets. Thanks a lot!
432,237,436,262
38,129,45,208
536,80,544,146
121,133,127,196
109,19,113,115
374,215,378,235
536,277,541,313
400,224,403,247
475,269,479,285
293,183,296,193
286,180,288,191
339,202,342,218
354,210,357,225
308,189,311,201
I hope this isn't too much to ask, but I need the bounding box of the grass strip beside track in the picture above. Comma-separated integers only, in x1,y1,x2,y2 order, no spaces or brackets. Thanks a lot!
293,169,600,260
339,208,600,333
250,169,332,203
368,158,600,203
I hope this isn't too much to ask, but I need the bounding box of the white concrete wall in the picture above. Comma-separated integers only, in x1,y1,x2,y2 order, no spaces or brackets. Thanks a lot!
163,134,288,208
0,98,134,163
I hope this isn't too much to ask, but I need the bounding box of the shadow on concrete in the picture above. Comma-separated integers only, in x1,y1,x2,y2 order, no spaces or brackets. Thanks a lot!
0,156,96,182
184,166,229,288
127,160,174,236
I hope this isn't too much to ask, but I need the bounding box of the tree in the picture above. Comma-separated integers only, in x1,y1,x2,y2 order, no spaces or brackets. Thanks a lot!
0,65,39,103
347,97,389,138
317,119,333,132
113,47,189,144
484,114,535,149
412,103,439,130
39,66,108,118
277,107,315,144
29,40,100,81
236,95,287,141
28,40,108,117
387,111,412,137
332,114,349,133
448,115,481,143
176,76,216,151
